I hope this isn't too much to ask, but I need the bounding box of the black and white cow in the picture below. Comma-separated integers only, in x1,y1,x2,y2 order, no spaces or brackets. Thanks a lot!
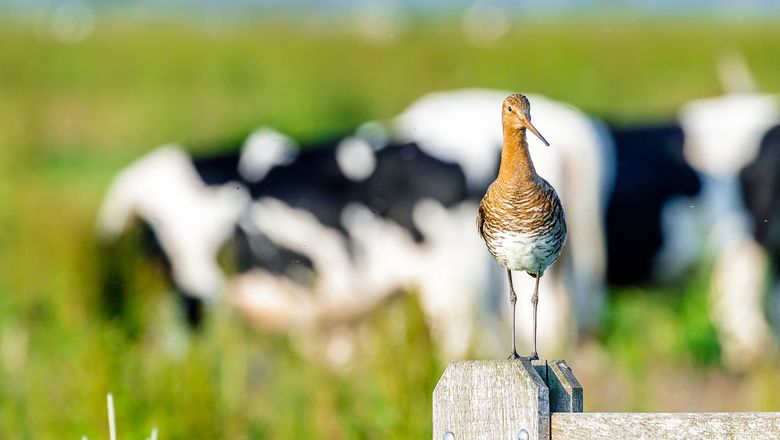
602,92,780,369
97,126,480,360
678,92,780,369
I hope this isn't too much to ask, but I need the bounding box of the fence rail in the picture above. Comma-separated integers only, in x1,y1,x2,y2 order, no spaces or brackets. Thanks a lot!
433,360,780,440
553,412,780,439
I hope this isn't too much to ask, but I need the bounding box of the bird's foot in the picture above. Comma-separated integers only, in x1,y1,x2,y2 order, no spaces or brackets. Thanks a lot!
507,351,541,362
508,352,536,361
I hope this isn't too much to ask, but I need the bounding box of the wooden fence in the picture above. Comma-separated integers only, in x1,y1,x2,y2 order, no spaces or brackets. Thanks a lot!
433,360,780,439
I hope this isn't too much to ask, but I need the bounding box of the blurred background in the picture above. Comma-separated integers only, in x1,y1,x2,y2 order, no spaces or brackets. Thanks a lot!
3,0,780,438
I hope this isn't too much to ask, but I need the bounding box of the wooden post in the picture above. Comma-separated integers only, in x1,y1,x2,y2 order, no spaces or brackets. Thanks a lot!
432,360,582,440
433,359,780,439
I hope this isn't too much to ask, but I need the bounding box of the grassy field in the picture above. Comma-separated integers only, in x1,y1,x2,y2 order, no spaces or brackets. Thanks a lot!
2,17,780,438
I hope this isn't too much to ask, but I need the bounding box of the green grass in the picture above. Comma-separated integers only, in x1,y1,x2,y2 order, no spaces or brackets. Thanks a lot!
2,17,780,437
603,264,722,374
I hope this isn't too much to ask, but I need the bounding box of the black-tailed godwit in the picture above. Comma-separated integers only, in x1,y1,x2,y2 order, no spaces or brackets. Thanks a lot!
477,93,567,360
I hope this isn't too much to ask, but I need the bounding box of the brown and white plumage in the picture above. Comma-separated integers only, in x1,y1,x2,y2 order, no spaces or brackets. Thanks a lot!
478,177,566,275
477,93,567,360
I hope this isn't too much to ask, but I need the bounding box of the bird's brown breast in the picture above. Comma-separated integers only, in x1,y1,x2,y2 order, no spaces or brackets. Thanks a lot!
479,178,564,235
478,177,567,272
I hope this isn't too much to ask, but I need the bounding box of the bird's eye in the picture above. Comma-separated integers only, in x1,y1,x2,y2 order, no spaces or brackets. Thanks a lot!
507,106,512,112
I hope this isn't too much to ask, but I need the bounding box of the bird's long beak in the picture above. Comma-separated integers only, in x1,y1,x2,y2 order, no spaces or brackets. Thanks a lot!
521,116,550,146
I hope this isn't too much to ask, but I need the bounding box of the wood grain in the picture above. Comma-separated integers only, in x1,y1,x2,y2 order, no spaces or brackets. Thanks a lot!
552,412,780,440
433,360,549,440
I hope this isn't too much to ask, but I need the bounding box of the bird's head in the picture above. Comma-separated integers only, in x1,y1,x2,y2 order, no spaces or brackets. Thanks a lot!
502,93,549,146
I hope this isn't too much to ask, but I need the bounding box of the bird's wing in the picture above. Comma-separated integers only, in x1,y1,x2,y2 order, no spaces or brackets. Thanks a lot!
476,202,486,241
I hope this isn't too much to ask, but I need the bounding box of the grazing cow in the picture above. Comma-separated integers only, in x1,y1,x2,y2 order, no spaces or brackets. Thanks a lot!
604,92,780,369
679,93,780,369
97,125,483,361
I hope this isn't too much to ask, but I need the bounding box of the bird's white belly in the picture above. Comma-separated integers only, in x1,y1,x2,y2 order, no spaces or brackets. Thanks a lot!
491,230,561,274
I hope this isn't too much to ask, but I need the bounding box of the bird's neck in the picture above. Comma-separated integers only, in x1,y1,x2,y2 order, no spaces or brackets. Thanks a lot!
497,126,537,186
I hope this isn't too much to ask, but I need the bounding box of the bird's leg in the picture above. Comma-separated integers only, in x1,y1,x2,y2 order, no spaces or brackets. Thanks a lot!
529,272,541,361
507,269,521,360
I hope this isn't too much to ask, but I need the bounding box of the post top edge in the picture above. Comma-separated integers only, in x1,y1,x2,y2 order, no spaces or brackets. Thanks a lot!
437,359,548,389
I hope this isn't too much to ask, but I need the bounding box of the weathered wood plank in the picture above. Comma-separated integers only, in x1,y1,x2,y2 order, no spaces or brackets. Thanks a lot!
531,359,548,383
547,360,583,413
433,360,549,440
552,412,780,440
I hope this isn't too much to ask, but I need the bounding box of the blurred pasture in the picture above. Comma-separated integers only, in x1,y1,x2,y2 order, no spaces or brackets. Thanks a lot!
2,17,780,438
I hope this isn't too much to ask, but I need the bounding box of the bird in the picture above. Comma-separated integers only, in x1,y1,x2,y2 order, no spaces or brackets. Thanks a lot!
477,93,567,361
